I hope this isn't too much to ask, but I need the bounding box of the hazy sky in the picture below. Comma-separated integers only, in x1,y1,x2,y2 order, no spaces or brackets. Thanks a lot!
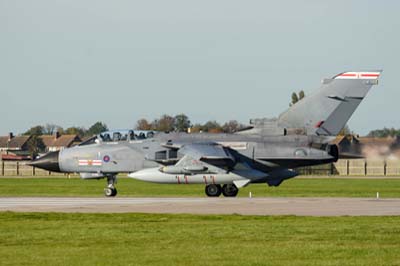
1,0,399,135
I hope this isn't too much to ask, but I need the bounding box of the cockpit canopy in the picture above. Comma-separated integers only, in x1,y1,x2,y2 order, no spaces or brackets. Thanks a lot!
79,129,156,146
100,129,155,142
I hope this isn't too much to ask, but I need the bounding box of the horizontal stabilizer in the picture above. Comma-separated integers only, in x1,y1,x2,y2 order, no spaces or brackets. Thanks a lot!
338,152,365,159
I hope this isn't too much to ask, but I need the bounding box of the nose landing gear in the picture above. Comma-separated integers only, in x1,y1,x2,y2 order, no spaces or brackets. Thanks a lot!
104,175,118,197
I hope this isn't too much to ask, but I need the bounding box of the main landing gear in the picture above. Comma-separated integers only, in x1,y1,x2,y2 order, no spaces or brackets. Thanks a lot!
104,175,118,197
205,184,239,197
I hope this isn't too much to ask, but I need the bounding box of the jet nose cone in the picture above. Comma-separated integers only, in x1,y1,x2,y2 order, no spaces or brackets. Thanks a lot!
28,151,61,172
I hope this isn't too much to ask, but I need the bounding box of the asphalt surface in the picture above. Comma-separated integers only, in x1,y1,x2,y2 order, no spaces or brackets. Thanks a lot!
1,197,400,216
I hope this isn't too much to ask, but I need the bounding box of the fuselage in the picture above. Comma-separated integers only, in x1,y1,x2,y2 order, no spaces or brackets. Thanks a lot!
57,131,336,176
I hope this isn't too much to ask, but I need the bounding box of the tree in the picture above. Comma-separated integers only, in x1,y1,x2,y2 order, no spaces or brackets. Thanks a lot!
290,92,299,106
338,125,351,136
64,127,86,137
174,114,191,132
222,120,243,133
87,122,108,136
155,115,175,132
202,121,223,133
43,124,63,135
26,135,46,158
150,119,159,131
299,90,305,100
136,119,152,130
24,125,44,136
290,91,306,106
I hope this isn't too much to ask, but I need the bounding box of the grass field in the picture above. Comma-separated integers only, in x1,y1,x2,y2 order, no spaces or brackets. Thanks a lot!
1,176,400,198
0,212,399,266
1,179,400,266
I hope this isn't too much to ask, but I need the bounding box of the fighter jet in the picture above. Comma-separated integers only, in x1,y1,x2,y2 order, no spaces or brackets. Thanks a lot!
30,71,382,197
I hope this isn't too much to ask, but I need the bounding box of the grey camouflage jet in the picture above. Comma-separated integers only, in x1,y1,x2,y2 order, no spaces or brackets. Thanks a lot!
30,71,382,197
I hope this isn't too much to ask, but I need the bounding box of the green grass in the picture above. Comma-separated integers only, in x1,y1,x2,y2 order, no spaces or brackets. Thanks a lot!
1,177,400,198
0,212,399,266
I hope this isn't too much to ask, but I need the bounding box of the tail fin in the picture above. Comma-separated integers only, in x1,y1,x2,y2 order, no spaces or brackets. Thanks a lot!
278,71,382,136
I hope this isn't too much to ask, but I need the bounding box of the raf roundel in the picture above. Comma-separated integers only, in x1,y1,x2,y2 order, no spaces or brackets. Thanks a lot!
103,155,111,163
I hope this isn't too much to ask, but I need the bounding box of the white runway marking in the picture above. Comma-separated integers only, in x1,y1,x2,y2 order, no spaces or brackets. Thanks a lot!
1,197,400,216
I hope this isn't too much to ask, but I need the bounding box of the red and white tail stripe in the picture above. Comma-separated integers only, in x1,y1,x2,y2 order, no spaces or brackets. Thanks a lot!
334,71,381,80
78,159,102,166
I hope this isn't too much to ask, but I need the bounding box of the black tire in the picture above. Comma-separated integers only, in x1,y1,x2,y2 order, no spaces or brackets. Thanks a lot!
222,184,239,197
105,187,117,197
205,184,222,197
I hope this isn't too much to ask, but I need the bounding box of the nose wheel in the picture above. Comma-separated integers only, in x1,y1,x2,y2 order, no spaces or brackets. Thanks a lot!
104,187,117,197
104,175,118,197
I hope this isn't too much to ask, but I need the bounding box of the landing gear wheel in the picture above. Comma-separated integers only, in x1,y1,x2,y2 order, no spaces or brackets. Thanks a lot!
104,187,117,197
205,184,222,197
222,184,239,197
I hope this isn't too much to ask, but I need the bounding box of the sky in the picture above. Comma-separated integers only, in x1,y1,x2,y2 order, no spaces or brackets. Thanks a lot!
1,0,399,135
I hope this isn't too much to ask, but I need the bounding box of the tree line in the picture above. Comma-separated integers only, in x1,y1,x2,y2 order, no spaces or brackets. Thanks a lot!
136,91,310,133
21,116,247,140
23,122,109,138
367,128,400,138
21,92,307,138
136,114,246,133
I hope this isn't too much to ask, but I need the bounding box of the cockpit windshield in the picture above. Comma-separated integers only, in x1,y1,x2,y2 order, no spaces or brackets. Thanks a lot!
79,129,156,146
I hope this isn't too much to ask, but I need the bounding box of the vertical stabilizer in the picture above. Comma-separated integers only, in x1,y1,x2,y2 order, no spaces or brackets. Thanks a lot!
278,71,382,136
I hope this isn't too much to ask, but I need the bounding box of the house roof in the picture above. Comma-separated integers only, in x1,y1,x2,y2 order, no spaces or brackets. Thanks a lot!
0,135,31,149
40,135,81,148
80,136,94,143
9,136,31,148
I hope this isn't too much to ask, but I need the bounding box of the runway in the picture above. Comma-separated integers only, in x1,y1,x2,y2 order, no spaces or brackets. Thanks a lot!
1,197,400,216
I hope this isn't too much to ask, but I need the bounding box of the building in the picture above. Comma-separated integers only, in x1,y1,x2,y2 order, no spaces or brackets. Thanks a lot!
0,133,32,160
40,132,82,152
